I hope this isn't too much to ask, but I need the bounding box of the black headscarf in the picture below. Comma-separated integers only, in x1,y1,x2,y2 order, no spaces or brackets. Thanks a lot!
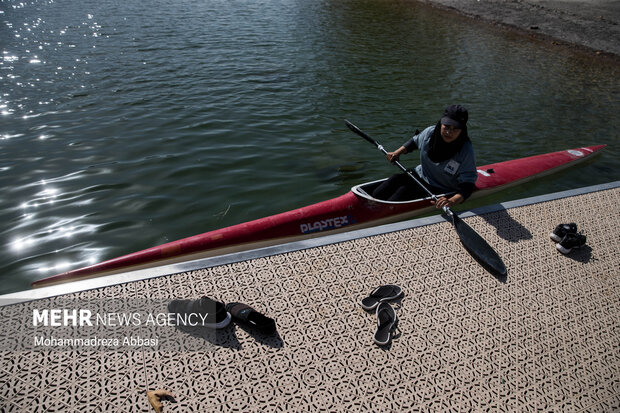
426,121,471,163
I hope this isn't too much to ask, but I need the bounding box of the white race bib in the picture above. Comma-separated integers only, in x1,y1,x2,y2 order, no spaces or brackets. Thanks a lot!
444,159,460,175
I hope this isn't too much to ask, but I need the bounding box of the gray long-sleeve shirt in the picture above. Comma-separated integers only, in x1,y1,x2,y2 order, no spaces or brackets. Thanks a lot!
403,126,477,195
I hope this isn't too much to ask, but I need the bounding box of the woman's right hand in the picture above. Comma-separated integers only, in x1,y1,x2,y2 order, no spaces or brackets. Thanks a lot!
386,146,407,163
386,152,400,163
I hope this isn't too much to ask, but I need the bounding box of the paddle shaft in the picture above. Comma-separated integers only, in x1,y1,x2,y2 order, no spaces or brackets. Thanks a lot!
344,120,451,215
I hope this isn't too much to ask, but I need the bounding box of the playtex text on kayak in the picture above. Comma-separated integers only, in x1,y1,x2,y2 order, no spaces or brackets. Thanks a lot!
300,215,356,234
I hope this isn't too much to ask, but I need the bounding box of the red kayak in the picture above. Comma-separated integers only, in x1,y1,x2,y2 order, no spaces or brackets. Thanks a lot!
32,145,605,287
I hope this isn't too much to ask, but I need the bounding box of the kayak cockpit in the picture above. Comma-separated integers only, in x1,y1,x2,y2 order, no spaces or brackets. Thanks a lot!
351,178,445,204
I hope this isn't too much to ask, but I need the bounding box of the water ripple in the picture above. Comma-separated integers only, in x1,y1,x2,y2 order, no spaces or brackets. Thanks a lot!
0,0,618,293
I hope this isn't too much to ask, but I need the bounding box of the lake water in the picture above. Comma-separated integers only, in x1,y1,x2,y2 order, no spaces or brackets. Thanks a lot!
1,0,619,294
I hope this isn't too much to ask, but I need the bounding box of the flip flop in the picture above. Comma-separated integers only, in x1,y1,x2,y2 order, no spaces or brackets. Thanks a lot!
374,302,398,346
225,302,276,335
360,284,403,311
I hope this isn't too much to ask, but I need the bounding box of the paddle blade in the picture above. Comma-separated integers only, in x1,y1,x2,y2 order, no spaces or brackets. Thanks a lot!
451,214,507,280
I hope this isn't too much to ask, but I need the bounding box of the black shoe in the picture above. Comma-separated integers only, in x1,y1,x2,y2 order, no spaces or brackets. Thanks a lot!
556,232,586,255
225,302,276,335
167,296,231,329
550,223,577,242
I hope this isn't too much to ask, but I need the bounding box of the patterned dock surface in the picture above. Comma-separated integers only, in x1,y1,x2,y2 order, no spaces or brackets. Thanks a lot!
1,184,619,412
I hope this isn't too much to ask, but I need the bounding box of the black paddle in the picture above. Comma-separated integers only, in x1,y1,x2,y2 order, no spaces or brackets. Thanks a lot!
345,120,507,279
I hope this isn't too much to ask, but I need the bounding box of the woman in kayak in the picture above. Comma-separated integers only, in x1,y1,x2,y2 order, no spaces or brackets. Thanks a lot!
372,104,477,209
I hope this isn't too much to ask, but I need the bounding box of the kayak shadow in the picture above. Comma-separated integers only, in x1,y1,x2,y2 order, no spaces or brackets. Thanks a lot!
480,208,533,243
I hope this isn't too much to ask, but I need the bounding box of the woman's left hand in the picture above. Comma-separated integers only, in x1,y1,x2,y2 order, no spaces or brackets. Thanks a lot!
433,194,464,209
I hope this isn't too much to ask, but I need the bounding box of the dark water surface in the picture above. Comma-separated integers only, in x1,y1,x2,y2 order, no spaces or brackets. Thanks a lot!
1,0,618,293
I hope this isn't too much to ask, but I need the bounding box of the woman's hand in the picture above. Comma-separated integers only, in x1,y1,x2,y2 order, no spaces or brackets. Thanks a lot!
433,194,464,209
386,152,400,163
386,146,407,163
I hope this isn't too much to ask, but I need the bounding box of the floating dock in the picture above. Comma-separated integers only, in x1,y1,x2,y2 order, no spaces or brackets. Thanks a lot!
1,182,618,411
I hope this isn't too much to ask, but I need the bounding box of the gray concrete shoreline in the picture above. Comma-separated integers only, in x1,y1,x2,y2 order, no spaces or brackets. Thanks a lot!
419,0,620,57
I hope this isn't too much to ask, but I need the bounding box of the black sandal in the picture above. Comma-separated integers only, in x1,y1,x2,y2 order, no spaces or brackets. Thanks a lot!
361,284,403,311
374,302,398,346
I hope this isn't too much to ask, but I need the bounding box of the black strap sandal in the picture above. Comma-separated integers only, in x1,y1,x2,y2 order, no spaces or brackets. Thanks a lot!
361,284,403,311
374,302,398,346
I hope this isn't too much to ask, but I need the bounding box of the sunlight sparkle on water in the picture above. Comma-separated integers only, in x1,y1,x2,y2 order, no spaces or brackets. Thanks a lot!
55,261,70,272
37,254,99,274
11,238,34,252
